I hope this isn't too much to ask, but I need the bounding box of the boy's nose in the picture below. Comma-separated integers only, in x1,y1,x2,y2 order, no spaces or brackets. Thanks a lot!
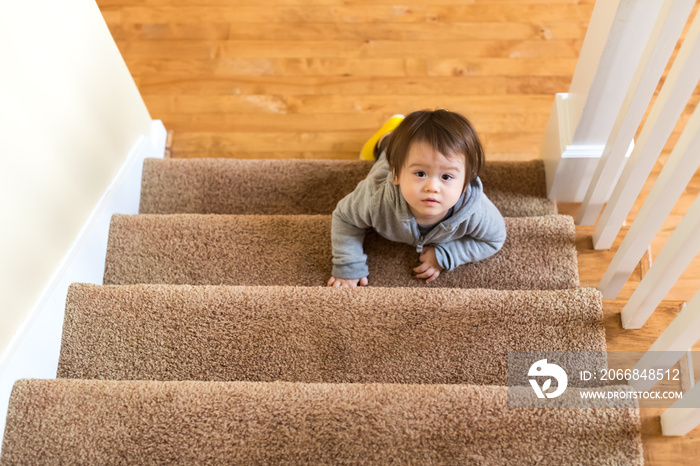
425,179,439,193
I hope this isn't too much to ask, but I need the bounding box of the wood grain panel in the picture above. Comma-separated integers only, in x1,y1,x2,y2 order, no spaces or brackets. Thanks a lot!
104,5,594,24
172,131,544,157
136,76,509,96
151,112,550,134
115,39,581,59
99,0,601,157
123,58,578,78
106,22,590,42
100,0,595,5
141,94,554,114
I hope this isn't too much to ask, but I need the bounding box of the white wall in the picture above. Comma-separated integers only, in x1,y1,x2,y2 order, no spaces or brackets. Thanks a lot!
0,0,152,356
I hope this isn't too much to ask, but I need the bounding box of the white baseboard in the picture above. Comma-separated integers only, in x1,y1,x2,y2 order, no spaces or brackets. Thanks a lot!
541,93,632,203
0,120,167,449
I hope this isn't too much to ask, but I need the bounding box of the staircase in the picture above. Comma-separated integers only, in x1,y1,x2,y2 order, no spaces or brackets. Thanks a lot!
0,158,643,464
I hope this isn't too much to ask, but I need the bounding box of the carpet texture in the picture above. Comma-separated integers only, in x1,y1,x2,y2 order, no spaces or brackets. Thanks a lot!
103,214,579,289
139,158,557,217
0,152,645,463
58,284,605,384
1,379,643,465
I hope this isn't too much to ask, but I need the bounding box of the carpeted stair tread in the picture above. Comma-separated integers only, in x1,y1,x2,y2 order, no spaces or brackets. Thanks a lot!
58,284,605,383
103,214,579,289
1,379,643,465
139,158,557,217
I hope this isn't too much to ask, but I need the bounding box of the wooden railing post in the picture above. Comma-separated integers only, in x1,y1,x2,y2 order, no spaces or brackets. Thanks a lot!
621,193,700,328
599,98,700,299
661,387,700,436
542,0,665,202
630,291,700,392
627,291,700,436
592,9,700,250
576,0,695,225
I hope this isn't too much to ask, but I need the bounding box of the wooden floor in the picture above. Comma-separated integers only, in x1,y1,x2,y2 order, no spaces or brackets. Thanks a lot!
558,204,700,465
99,0,700,463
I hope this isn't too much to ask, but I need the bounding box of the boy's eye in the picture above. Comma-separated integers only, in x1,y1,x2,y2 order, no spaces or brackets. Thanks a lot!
415,171,426,177
442,174,453,181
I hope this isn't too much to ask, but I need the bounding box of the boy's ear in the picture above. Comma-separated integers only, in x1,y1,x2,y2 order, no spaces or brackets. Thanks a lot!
392,170,399,185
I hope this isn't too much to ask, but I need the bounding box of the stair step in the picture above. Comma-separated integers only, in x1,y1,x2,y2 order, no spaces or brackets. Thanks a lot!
58,284,605,383
1,379,643,465
139,158,557,217
104,214,579,289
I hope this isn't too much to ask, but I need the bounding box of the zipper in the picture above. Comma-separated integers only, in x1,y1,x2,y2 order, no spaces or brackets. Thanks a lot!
416,235,425,253
416,226,451,254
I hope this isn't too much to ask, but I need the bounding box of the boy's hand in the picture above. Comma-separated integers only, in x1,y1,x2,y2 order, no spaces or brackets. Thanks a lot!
413,246,443,284
327,276,369,287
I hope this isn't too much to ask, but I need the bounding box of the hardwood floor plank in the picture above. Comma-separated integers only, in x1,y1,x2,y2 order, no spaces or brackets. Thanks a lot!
113,6,431,23
156,112,550,132
427,4,594,22
428,58,577,76
105,5,594,24
127,58,411,78
281,94,556,113
171,150,360,160
171,130,544,157
137,76,509,95
141,94,555,115
123,57,578,78
115,39,581,60
106,22,590,42
100,0,596,6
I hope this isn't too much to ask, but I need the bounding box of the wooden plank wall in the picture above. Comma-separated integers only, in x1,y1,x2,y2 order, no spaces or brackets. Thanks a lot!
99,0,595,160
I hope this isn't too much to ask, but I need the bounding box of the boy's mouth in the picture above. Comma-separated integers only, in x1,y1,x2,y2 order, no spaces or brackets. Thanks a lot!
422,198,439,205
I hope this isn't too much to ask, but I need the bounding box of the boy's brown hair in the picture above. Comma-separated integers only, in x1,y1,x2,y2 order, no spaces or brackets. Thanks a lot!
384,109,484,193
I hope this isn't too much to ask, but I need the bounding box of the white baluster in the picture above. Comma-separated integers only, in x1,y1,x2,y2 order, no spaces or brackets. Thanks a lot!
630,291,700,391
622,194,700,328
599,97,700,299
577,0,696,226
543,0,666,202
661,387,700,436
593,8,700,249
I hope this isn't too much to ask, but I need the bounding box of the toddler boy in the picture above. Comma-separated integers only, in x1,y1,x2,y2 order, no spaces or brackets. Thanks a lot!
328,109,507,287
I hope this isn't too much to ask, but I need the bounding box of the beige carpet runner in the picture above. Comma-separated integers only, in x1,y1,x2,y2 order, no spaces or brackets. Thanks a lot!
58,284,605,383
103,214,579,289
2,379,642,465
0,157,643,465
139,158,557,217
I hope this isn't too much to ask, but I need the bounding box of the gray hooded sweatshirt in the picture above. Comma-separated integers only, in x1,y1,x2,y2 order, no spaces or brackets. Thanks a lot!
331,153,507,279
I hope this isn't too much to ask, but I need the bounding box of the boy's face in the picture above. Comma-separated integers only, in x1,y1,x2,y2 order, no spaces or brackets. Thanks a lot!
393,140,466,226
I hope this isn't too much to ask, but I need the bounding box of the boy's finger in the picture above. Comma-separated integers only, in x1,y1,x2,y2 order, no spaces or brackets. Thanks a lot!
413,262,429,273
327,277,335,286
359,277,368,286
415,268,435,279
425,270,440,283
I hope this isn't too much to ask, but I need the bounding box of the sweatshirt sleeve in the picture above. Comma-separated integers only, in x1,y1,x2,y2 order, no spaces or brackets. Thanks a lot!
433,196,507,272
330,183,375,279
